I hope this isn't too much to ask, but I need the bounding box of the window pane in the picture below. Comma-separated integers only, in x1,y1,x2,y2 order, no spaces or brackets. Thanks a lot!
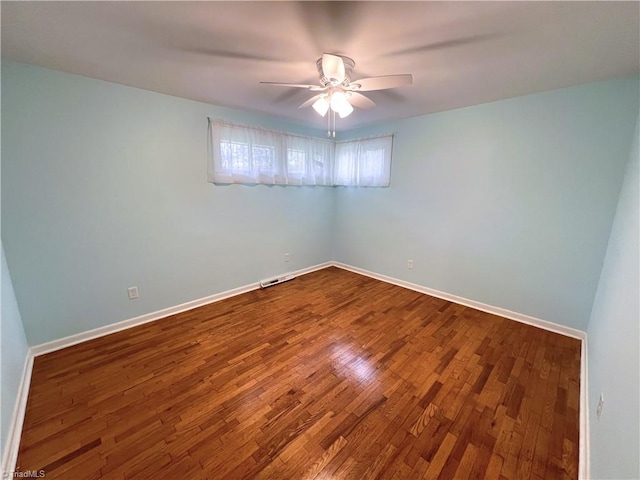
221,141,250,172
287,148,305,175
333,136,392,186
362,148,384,179
252,144,275,171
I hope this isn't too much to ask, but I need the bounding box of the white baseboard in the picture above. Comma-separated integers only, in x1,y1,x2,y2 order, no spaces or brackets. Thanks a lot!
579,337,589,480
332,261,589,478
332,262,586,341
31,262,332,357
1,350,34,478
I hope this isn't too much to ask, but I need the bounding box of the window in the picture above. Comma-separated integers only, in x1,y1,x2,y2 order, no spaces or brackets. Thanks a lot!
252,145,275,172
220,141,249,171
208,119,392,187
208,120,333,185
286,148,305,175
334,136,393,187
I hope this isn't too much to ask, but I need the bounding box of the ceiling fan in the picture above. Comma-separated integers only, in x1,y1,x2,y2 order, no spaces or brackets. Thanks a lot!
260,53,412,135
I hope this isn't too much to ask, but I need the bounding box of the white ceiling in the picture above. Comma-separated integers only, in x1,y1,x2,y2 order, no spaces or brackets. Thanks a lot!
2,1,639,130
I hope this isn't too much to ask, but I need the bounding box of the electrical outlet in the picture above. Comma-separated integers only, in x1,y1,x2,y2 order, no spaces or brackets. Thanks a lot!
407,259,414,270
596,392,604,420
284,253,290,262
127,286,139,300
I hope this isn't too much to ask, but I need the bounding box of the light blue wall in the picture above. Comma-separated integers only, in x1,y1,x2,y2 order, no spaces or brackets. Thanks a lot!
1,244,29,457
333,77,639,330
1,62,334,345
2,61,638,345
587,111,639,479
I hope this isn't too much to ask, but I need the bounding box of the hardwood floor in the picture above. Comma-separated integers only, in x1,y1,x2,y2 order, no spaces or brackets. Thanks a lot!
16,266,581,479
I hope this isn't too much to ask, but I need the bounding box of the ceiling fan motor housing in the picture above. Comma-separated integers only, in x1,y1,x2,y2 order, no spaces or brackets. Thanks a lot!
317,55,355,86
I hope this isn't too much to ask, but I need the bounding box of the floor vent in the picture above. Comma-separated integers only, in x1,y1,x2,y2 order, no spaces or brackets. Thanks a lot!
260,274,295,289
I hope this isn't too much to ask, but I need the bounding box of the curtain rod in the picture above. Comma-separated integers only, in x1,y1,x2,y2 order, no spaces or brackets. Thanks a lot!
207,118,393,144
335,133,394,143
207,117,334,143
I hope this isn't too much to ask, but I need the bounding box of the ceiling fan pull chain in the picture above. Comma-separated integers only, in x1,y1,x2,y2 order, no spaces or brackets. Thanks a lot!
332,110,336,138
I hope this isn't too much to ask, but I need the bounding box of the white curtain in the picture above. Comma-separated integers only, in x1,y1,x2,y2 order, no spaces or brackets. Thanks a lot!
208,119,334,186
208,119,393,187
333,135,393,187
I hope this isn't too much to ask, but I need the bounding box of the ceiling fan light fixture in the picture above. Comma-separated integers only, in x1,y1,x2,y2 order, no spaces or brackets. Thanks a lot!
337,101,354,118
329,91,353,117
312,96,330,117
330,91,347,110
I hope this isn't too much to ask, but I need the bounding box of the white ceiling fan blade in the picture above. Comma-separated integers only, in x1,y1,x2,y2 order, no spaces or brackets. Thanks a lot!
348,74,413,91
347,92,376,109
260,82,325,91
298,94,326,109
322,53,346,84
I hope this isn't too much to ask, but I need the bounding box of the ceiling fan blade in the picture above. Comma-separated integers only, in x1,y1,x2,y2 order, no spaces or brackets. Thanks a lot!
382,34,500,57
349,74,413,91
295,2,364,52
322,53,346,84
298,94,326,109
347,92,376,109
180,47,288,62
260,82,325,91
